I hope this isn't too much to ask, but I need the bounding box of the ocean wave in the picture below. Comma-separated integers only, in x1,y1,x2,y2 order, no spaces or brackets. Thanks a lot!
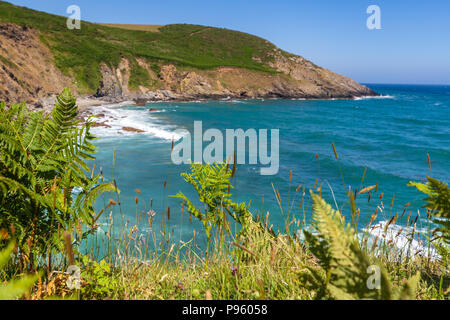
230,100,247,104
88,104,183,141
363,220,440,260
353,95,395,100
433,101,447,107
297,219,440,261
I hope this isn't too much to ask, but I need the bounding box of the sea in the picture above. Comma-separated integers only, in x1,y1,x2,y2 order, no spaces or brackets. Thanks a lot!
85,84,450,257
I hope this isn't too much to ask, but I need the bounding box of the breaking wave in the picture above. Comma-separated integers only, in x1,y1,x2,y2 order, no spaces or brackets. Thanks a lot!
87,103,183,141
353,95,395,100
363,220,440,260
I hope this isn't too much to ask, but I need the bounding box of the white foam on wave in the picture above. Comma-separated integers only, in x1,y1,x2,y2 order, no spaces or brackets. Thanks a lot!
353,95,395,100
72,187,83,195
88,104,183,141
295,220,440,261
230,100,246,104
363,220,440,260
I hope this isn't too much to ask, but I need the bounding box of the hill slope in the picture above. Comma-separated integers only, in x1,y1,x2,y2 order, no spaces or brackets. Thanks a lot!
0,1,376,108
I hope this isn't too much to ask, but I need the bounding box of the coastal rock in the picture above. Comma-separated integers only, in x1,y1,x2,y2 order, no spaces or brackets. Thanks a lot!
159,89,177,100
160,65,179,90
93,58,135,100
180,72,213,95
122,126,145,133
134,98,148,106
92,122,111,128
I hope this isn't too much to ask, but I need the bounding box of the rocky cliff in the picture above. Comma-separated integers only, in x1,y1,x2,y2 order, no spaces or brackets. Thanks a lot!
0,22,377,111
0,24,75,107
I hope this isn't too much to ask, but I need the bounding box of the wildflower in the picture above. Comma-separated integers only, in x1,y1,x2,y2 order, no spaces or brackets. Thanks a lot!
147,209,156,217
130,225,138,234
231,266,241,277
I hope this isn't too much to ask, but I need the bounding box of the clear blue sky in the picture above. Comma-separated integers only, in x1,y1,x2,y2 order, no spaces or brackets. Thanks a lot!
6,0,450,84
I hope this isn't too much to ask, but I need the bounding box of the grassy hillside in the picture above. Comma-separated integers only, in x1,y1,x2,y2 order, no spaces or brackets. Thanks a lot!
0,1,280,93
98,24,164,32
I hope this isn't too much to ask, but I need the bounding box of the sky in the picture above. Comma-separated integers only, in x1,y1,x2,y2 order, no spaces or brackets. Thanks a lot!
6,0,450,84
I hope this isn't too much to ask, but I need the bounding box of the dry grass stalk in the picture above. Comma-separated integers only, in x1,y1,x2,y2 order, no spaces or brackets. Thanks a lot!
331,142,339,160
63,232,75,266
359,185,376,194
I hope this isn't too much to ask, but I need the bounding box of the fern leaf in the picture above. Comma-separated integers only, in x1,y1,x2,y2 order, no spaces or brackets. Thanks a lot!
307,192,396,299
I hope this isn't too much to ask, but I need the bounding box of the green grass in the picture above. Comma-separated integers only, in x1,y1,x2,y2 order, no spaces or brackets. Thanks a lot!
73,206,447,300
0,54,18,69
150,63,162,78
128,60,152,90
0,1,281,93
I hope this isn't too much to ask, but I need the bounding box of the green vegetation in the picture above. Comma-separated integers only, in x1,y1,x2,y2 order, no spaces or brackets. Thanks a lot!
80,256,121,299
0,88,116,273
409,177,450,244
303,192,419,299
150,63,162,78
128,59,152,90
173,163,260,260
0,1,281,93
0,54,17,69
0,242,38,299
0,91,448,300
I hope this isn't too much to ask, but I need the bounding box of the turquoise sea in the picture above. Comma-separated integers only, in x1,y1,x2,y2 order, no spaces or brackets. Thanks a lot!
87,84,450,253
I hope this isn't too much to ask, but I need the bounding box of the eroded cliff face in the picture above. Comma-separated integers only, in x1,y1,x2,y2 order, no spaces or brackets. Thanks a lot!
79,46,377,103
95,59,131,98
0,24,75,108
0,23,376,109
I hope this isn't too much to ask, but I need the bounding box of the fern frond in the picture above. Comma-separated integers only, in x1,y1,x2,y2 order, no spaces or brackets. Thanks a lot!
305,192,419,300
409,177,450,244
0,88,113,269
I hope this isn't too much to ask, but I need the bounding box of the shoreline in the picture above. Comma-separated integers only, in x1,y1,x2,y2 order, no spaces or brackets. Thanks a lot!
74,91,385,131
74,91,382,113
79,90,395,141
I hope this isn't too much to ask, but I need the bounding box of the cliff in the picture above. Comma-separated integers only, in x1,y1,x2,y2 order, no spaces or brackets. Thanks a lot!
0,1,377,110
